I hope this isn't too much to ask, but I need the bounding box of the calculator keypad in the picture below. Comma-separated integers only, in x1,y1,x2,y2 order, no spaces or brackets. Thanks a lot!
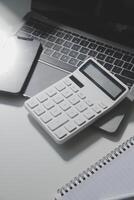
25,77,108,143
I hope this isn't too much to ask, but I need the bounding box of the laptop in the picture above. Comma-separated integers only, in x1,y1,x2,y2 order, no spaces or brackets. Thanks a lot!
4,0,134,132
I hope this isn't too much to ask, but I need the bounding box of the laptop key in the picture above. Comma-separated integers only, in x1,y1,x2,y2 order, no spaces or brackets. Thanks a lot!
64,34,73,41
45,41,54,48
80,40,89,47
60,55,70,63
72,37,81,44
77,54,87,61
55,38,64,45
97,53,106,60
32,30,41,36
105,56,115,64
122,55,132,62
122,63,133,70
47,35,57,42
105,49,114,56
96,46,106,53
52,51,62,59
88,50,97,57
56,31,65,38
21,25,33,33
63,41,73,48
40,33,49,39
61,47,70,55
69,50,79,58
114,59,124,67
112,66,122,74
104,63,113,70
113,52,123,59
71,44,81,51
88,43,97,50
80,47,89,54
121,69,134,80
69,58,79,66
53,44,62,51
43,48,54,56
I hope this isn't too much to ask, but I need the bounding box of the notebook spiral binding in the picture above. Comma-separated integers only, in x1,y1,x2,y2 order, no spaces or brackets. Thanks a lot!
55,136,134,199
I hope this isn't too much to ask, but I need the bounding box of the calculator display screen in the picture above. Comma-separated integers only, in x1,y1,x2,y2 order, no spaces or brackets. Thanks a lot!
80,60,126,100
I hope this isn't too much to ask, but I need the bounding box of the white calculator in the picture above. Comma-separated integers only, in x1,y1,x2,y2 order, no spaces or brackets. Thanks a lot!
25,58,129,144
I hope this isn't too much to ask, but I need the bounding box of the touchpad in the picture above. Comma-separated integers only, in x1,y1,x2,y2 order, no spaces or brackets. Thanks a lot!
24,61,68,97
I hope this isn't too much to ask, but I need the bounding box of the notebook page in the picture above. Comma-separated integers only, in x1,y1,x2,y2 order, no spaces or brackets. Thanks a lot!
61,145,134,200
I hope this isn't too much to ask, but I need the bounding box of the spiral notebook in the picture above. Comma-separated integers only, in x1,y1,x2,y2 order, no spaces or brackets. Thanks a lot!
54,136,134,200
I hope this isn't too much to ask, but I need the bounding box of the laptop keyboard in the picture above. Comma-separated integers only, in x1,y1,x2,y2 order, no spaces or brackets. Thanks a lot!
17,18,134,89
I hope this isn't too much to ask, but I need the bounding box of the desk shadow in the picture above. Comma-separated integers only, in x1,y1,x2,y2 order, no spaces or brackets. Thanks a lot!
28,111,131,161
28,98,134,161
0,94,25,107
28,114,103,161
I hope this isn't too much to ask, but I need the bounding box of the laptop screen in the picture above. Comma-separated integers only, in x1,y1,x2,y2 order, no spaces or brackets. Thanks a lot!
32,0,134,25
31,0,134,47
31,0,99,26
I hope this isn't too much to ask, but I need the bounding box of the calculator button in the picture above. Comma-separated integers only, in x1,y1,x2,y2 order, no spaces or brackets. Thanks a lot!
37,92,48,103
92,105,102,114
53,94,64,104
86,99,94,107
61,88,73,98
74,115,86,126
41,112,52,124
54,127,68,139
48,114,68,131
70,84,79,93
46,88,57,97
43,100,55,110
60,101,71,111
83,109,95,120
27,98,39,109
50,106,62,117
64,78,72,86
68,95,80,105
65,121,77,132
66,108,78,118
78,92,86,99
75,102,88,112
99,102,108,109
55,82,66,91
34,105,46,116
